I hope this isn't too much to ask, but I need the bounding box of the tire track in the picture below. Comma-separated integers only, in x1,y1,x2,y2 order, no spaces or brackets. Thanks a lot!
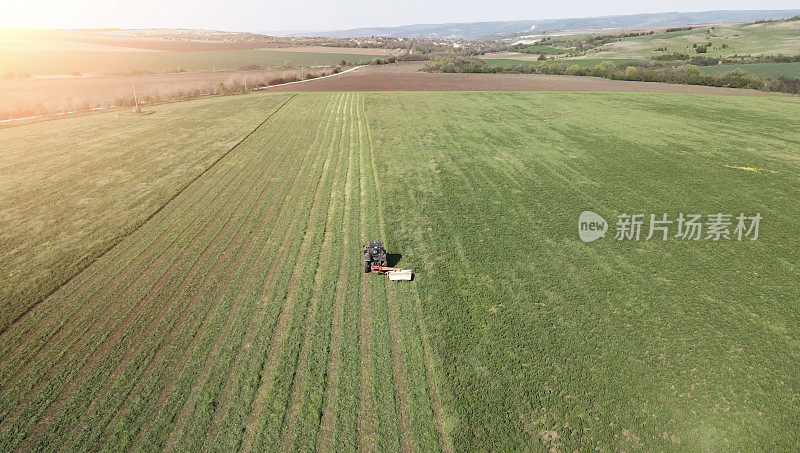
360,95,413,453
356,93,376,453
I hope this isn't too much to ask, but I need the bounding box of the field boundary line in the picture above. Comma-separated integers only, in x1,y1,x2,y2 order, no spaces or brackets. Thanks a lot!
0,131,270,441
364,96,453,452
127,175,272,450
0,117,277,431
0,93,296,339
124,96,322,450
167,94,343,452
0,129,253,366
159,147,296,452
0,198,237,439
360,94,412,452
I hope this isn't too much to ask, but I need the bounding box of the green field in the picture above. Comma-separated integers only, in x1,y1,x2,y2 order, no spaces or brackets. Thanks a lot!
585,20,800,59
0,49,386,75
517,44,578,55
483,58,626,69
698,61,800,79
1,91,800,450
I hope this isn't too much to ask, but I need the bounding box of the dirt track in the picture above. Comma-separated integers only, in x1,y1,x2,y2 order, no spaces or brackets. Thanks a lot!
266,61,783,96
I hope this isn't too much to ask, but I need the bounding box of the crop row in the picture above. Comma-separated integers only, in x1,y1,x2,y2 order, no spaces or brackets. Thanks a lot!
0,92,452,451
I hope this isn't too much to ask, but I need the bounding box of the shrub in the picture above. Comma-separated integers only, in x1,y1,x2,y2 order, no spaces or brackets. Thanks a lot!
763,75,800,94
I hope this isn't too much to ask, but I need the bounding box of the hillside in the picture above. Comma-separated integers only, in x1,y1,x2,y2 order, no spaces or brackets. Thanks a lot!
285,10,800,39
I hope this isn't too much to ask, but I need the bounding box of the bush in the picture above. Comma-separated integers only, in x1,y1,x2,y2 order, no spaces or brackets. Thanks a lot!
424,56,491,73
422,55,793,94
653,53,690,61
763,75,800,94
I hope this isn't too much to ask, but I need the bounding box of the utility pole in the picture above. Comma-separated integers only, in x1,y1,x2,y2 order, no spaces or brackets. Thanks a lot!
132,82,141,113
243,72,248,92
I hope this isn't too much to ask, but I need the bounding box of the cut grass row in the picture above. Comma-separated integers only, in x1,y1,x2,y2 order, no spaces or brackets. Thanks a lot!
0,92,451,451
0,93,293,334
8,89,796,451
2,98,304,449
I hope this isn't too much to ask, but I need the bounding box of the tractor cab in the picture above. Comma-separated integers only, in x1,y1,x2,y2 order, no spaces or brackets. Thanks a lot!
363,242,387,272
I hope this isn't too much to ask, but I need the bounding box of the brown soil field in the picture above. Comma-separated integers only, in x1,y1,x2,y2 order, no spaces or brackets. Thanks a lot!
0,68,328,120
266,61,784,96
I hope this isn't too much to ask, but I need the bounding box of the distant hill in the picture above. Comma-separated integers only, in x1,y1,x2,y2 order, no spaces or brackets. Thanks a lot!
281,10,800,40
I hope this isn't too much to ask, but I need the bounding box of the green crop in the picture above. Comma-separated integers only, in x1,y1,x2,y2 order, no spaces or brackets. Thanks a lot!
1,91,799,451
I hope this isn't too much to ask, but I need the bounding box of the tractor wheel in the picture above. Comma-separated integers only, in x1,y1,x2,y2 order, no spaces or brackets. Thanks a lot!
364,261,371,273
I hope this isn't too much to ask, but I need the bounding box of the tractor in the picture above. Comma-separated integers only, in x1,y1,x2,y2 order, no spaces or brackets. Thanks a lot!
362,242,414,280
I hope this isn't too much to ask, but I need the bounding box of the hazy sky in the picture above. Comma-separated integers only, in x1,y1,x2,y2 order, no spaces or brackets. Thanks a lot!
3,0,799,32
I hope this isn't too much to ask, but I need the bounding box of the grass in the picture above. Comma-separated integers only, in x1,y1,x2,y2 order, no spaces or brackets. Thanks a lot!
698,62,800,79
483,58,628,69
0,49,386,75
0,93,292,333
517,44,577,55
1,91,799,451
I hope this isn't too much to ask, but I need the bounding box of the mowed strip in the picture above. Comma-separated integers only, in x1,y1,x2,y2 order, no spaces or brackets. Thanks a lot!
0,94,307,449
0,92,451,451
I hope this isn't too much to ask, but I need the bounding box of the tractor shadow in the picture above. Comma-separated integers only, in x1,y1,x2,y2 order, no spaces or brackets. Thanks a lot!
387,253,402,267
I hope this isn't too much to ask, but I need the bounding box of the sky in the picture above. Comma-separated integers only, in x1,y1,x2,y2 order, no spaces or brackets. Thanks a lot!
3,0,799,32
